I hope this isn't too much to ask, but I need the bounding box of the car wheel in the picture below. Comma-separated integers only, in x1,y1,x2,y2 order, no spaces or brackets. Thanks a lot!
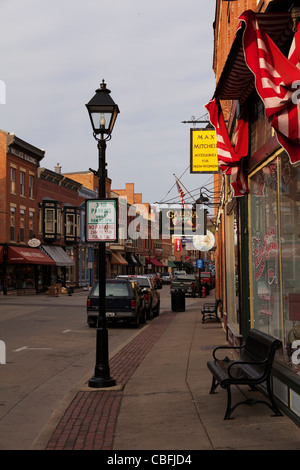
88,320,97,328
140,309,147,324
131,314,140,328
146,307,152,320
153,301,160,317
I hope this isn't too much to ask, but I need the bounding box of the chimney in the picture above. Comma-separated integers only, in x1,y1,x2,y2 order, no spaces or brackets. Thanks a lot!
54,163,61,174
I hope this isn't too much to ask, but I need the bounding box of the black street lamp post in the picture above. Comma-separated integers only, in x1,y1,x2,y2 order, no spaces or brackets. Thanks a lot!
86,80,120,388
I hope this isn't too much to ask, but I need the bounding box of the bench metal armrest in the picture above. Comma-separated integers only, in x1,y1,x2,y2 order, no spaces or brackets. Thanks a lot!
227,358,268,379
212,344,245,361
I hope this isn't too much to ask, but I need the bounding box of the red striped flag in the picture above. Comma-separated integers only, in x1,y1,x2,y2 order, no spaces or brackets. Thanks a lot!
205,98,249,197
205,99,248,168
240,9,300,164
175,178,187,208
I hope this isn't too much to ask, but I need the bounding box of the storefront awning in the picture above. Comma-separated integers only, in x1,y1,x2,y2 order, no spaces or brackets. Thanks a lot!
111,252,128,265
214,12,293,104
168,260,176,268
7,246,56,265
40,245,74,267
126,253,141,266
148,257,164,267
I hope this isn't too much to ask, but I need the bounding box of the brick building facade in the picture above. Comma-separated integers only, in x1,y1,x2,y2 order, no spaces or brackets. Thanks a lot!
0,130,95,293
211,0,300,424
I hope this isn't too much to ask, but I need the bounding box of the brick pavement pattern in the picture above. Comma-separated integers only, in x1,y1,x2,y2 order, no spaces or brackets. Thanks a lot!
46,311,176,450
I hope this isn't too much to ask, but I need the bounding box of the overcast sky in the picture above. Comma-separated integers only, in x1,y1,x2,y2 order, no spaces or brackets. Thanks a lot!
0,0,218,205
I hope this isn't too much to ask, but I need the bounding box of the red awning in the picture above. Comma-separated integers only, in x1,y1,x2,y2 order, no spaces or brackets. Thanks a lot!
214,12,293,103
7,246,56,265
149,257,164,267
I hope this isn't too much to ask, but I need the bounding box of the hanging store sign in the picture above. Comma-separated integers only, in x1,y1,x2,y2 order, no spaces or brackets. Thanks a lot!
193,230,215,251
160,206,207,236
86,199,118,242
190,128,218,173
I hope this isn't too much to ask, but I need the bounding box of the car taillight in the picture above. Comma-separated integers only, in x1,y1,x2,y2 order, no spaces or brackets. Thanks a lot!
87,298,90,308
170,282,173,288
131,299,136,308
191,282,194,289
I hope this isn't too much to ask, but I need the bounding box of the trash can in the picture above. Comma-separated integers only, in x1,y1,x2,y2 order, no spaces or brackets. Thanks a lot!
171,288,185,312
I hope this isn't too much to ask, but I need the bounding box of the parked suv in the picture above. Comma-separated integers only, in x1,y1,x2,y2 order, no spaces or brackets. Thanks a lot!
117,275,160,319
87,279,146,328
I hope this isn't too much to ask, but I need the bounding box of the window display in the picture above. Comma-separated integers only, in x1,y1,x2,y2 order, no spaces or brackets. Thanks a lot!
249,152,300,375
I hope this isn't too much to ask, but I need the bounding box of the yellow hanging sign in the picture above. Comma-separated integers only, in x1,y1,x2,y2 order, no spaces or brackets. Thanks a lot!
190,128,218,173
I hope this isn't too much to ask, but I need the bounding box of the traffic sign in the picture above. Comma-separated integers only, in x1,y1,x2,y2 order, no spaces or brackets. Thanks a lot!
196,259,203,269
86,199,118,242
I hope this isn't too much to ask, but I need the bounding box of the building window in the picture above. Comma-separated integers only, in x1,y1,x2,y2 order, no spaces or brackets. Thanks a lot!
29,175,33,199
66,213,75,237
42,200,62,242
10,207,15,241
20,209,25,242
29,211,34,238
10,167,16,194
57,208,62,237
45,208,55,233
64,206,80,243
20,172,25,196
38,207,42,235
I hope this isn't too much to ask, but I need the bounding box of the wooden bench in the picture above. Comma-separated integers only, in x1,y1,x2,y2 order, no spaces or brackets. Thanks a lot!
207,329,283,419
201,298,222,323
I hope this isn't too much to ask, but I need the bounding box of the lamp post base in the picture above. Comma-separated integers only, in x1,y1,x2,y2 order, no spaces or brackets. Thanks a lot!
88,375,116,388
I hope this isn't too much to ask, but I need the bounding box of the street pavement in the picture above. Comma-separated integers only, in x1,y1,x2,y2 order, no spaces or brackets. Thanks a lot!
31,292,300,453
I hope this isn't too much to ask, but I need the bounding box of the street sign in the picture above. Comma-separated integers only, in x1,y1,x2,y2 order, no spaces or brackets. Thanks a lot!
86,199,118,242
196,259,203,269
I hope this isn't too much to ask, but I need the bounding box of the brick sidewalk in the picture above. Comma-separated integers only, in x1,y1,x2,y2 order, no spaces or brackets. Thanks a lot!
46,310,176,450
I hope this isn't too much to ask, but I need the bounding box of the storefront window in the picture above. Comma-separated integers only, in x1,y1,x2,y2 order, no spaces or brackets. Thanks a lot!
6,265,35,290
249,152,300,374
249,157,282,339
279,154,300,374
225,203,240,332
66,247,75,283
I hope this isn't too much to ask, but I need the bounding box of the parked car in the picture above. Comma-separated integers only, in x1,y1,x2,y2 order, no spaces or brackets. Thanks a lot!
117,275,160,319
87,278,146,328
200,272,214,290
161,272,172,284
170,274,199,297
